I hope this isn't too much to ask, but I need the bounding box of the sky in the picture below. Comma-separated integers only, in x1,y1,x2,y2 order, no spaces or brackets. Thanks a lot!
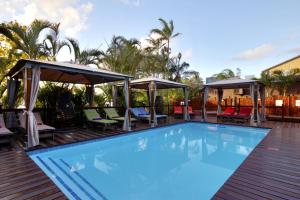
1,0,300,81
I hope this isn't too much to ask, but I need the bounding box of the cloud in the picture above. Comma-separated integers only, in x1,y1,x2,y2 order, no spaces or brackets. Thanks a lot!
286,46,300,54
233,44,276,61
0,0,93,37
118,0,141,6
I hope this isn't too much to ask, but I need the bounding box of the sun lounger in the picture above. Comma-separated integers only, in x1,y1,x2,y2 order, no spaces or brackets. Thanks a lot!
0,114,14,145
217,107,236,121
83,109,118,130
232,107,252,122
174,106,183,115
18,112,55,140
131,107,167,121
103,107,137,122
188,106,195,115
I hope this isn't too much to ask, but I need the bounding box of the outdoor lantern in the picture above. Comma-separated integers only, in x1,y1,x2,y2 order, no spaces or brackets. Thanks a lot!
296,100,300,107
275,100,283,107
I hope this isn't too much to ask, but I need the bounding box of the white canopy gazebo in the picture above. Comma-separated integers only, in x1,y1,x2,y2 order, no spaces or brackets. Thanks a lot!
6,59,132,148
203,79,265,126
115,77,189,127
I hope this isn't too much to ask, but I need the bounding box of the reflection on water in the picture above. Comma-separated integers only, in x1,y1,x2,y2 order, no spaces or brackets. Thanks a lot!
36,123,268,200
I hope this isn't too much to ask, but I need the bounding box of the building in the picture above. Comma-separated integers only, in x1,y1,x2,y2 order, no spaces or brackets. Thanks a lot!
263,55,300,73
263,55,300,95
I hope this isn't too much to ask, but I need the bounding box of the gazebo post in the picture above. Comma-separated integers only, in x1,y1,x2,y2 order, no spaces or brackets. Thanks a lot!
149,81,157,127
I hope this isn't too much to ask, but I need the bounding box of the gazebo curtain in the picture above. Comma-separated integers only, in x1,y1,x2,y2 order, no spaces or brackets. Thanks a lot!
259,85,266,121
123,79,131,131
149,81,157,127
85,85,94,106
6,79,20,128
26,66,41,147
250,84,260,125
112,84,118,107
202,87,209,121
183,87,190,120
217,88,223,115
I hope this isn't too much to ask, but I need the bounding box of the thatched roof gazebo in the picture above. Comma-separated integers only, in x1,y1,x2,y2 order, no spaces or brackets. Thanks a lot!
6,59,132,148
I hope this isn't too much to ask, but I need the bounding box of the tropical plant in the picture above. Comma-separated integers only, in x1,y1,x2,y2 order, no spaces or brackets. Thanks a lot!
168,53,193,82
100,36,143,76
272,69,300,96
67,38,101,66
213,68,235,80
259,71,274,96
43,23,71,61
0,20,58,59
151,18,180,66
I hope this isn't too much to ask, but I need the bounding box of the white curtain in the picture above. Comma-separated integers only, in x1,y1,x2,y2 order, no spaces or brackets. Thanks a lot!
202,87,209,121
184,87,190,120
149,81,157,127
259,85,266,121
27,66,41,147
112,84,118,107
6,79,20,128
123,79,131,131
217,88,223,115
250,84,259,126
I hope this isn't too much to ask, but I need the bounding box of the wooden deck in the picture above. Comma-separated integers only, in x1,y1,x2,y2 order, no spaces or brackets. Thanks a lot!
0,117,300,200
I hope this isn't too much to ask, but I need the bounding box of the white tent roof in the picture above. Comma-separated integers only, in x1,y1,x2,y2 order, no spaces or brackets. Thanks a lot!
7,59,132,85
204,78,262,89
125,77,187,89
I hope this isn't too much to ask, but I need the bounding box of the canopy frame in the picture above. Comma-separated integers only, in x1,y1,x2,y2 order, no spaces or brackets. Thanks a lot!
116,77,189,127
6,59,132,148
203,79,265,126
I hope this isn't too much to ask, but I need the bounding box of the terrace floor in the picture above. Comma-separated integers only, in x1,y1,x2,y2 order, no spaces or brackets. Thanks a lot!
0,116,300,200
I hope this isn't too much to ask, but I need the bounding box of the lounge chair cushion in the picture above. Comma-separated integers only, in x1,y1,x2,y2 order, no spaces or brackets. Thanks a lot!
0,128,12,136
37,124,55,131
104,108,120,119
91,119,118,124
84,109,117,124
18,112,55,131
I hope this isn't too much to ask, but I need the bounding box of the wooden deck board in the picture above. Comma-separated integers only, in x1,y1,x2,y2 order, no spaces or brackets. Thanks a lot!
0,117,300,200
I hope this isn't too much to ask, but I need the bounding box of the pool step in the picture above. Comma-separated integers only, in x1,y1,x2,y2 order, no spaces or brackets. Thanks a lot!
35,156,106,200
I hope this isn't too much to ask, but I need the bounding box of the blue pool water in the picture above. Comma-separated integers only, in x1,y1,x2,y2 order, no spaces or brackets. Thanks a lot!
29,123,269,200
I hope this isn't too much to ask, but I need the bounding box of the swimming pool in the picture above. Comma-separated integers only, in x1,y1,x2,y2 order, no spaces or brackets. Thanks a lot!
29,122,269,200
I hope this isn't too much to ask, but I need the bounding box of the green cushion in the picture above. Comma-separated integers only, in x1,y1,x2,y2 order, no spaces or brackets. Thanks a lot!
112,117,137,122
83,109,101,121
91,119,118,124
104,108,120,118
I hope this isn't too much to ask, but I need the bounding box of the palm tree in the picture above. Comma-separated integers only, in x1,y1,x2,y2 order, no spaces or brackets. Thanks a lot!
259,71,274,96
151,18,180,64
0,20,58,59
43,23,71,61
272,69,300,96
168,53,190,82
213,69,235,80
67,38,101,66
100,36,143,76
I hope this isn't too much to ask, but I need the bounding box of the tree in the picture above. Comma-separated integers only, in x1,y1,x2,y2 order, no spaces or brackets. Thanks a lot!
272,69,300,96
151,18,180,72
168,53,192,82
213,69,235,80
43,23,71,61
100,36,143,76
259,71,274,96
67,38,101,66
0,20,58,59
